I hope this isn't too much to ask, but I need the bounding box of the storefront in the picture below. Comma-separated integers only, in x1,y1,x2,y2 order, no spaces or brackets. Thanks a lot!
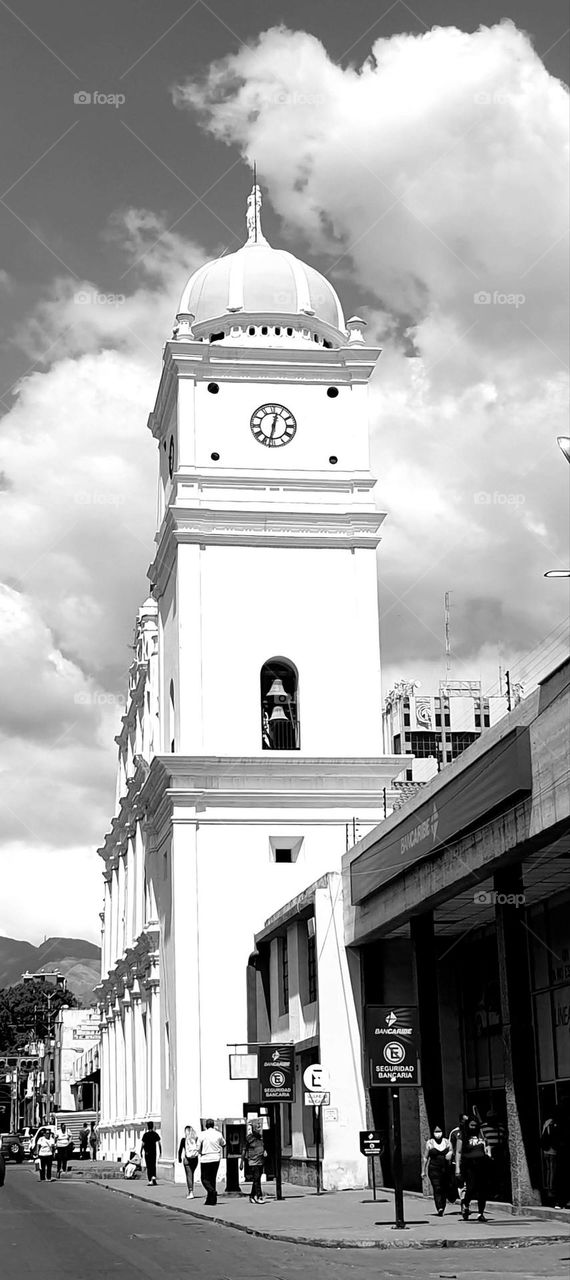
343,660,570,1208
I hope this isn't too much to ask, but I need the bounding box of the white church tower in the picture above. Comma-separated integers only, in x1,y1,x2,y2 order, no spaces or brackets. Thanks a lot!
97,186,403,1177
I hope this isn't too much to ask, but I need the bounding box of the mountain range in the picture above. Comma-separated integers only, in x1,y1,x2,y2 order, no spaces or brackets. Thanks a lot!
0,935,101,1005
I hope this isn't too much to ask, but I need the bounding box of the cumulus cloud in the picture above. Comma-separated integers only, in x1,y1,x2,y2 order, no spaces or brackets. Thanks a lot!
0,212,208,942
176,20,569,689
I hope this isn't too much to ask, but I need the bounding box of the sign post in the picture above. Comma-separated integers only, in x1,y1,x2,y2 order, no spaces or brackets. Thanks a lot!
359,1130,384,1202
259,1044,295,1203
365,1007,419,1230
303,1064,329,1197
391,1088,405,1229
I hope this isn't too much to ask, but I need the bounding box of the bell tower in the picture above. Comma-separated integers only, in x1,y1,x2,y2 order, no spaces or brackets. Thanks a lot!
148,185,386,760
95,185,406,1175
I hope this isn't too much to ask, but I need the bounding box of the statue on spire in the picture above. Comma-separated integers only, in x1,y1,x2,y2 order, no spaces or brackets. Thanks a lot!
245,183,268,245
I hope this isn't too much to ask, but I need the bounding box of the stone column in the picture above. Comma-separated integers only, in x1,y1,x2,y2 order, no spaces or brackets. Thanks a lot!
123,991,134,1126
115,1001,126,1125
131,985,144,1123
494,867,541,1206
411,913,445,1137
148,980,161,1117
103,876,112,974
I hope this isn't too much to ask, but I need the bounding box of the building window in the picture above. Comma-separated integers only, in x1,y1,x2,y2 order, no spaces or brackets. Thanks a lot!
279,936,289,1013
269,836,303,863
261,658,300,750
403,713,411,726
393,733,401,753
409,732,440,758
450,732,478,758
307,928,317,1003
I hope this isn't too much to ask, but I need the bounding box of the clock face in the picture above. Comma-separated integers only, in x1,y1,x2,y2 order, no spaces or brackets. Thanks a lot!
168,436,175,479
250,403,297,448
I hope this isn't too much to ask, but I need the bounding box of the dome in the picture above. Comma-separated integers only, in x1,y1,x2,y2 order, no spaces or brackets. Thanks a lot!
175,185,347,347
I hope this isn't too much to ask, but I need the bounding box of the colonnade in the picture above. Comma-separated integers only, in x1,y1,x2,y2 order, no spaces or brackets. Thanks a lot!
99,975,161,1161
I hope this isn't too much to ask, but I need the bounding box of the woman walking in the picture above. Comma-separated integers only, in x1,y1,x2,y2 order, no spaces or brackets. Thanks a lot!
36,1130,55,1182
177,1125,200,1198
455,1116,491,1221
55,1123,72,1178
241,1119,266,1204
422,1124,451,1215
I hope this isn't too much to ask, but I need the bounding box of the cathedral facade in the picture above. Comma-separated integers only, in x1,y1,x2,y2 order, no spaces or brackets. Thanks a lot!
96,188,403,1180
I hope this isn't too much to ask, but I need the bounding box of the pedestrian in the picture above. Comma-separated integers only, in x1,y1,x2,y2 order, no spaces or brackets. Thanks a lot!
541,1111,559,1203
199,1118,226,1206
422,1123,452,1215
55,1122,72,1178
481,1109,508,1199
551,1102,570,1209
36,1130,55,1182
241,1119,266,1205
88,1121,99,1161
79,1123,89,1160
141,1120,161,1186
177,1124,200,1198
122,1149,142,1180
448,1113,468,1211
455,1116,491,1221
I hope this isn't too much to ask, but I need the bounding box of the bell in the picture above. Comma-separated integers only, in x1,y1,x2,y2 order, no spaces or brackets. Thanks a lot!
267,678,287,699
269,705,288,723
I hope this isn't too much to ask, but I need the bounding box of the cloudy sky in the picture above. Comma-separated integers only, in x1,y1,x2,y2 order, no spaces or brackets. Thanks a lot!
0,0,568,944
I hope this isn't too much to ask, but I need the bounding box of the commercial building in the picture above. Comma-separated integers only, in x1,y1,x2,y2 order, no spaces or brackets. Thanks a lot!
383,678,507,772
344,658,570,1206
96,185,405,1173
247,871,368,1190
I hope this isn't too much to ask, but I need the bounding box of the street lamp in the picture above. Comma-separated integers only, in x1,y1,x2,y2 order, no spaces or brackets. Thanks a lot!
544,437,570,578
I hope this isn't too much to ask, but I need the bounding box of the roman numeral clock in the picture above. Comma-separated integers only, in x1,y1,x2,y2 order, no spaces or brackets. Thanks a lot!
250,403,297,448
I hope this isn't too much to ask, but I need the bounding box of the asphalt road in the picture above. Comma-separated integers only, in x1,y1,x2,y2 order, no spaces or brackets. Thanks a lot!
1,1164,569,1280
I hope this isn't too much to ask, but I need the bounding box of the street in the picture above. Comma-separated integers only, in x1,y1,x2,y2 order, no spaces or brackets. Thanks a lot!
1,1166,569,1280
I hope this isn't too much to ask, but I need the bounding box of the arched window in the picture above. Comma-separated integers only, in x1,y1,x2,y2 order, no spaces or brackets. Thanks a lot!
260,658,300,750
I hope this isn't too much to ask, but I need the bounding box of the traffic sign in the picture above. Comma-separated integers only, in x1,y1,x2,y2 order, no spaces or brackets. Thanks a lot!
259,1044,295,1103
304,1090,330,1107
365,1005,419,1086
303,1063,329,1091
359,1129,384,1157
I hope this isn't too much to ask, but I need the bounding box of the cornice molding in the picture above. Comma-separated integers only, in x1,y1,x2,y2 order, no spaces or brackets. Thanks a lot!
140,754,408,831
148,339,381,436
149,506,386,595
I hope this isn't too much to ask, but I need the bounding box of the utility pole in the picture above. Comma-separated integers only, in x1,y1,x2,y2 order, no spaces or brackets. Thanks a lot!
506,670,512,712
444,591,452,682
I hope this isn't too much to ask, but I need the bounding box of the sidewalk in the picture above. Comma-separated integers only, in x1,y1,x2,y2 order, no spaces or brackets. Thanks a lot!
86,1172,570,1250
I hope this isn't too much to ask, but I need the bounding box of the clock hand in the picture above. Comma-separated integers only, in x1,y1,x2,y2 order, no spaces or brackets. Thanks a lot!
269,414,278,439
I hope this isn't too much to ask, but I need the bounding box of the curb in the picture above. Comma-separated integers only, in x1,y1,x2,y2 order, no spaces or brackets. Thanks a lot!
87,1180,570,1251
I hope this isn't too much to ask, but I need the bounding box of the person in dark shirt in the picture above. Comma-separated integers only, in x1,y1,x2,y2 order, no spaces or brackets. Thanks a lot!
241,1119,266,1204
141,1120,161,1186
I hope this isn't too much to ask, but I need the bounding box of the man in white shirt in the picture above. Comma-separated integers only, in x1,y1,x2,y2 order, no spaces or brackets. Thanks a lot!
199,1119,226,1205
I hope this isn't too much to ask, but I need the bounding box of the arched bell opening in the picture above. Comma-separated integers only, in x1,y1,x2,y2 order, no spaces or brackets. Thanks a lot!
260,658,300,751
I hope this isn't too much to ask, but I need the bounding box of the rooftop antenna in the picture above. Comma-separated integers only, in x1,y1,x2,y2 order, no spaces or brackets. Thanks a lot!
444,591,452,682
253,160,258,242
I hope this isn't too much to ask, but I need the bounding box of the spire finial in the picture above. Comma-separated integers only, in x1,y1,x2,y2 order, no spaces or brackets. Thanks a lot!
245,169,268,246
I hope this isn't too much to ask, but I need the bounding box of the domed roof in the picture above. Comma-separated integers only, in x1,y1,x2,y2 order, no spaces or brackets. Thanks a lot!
176,185,346,343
